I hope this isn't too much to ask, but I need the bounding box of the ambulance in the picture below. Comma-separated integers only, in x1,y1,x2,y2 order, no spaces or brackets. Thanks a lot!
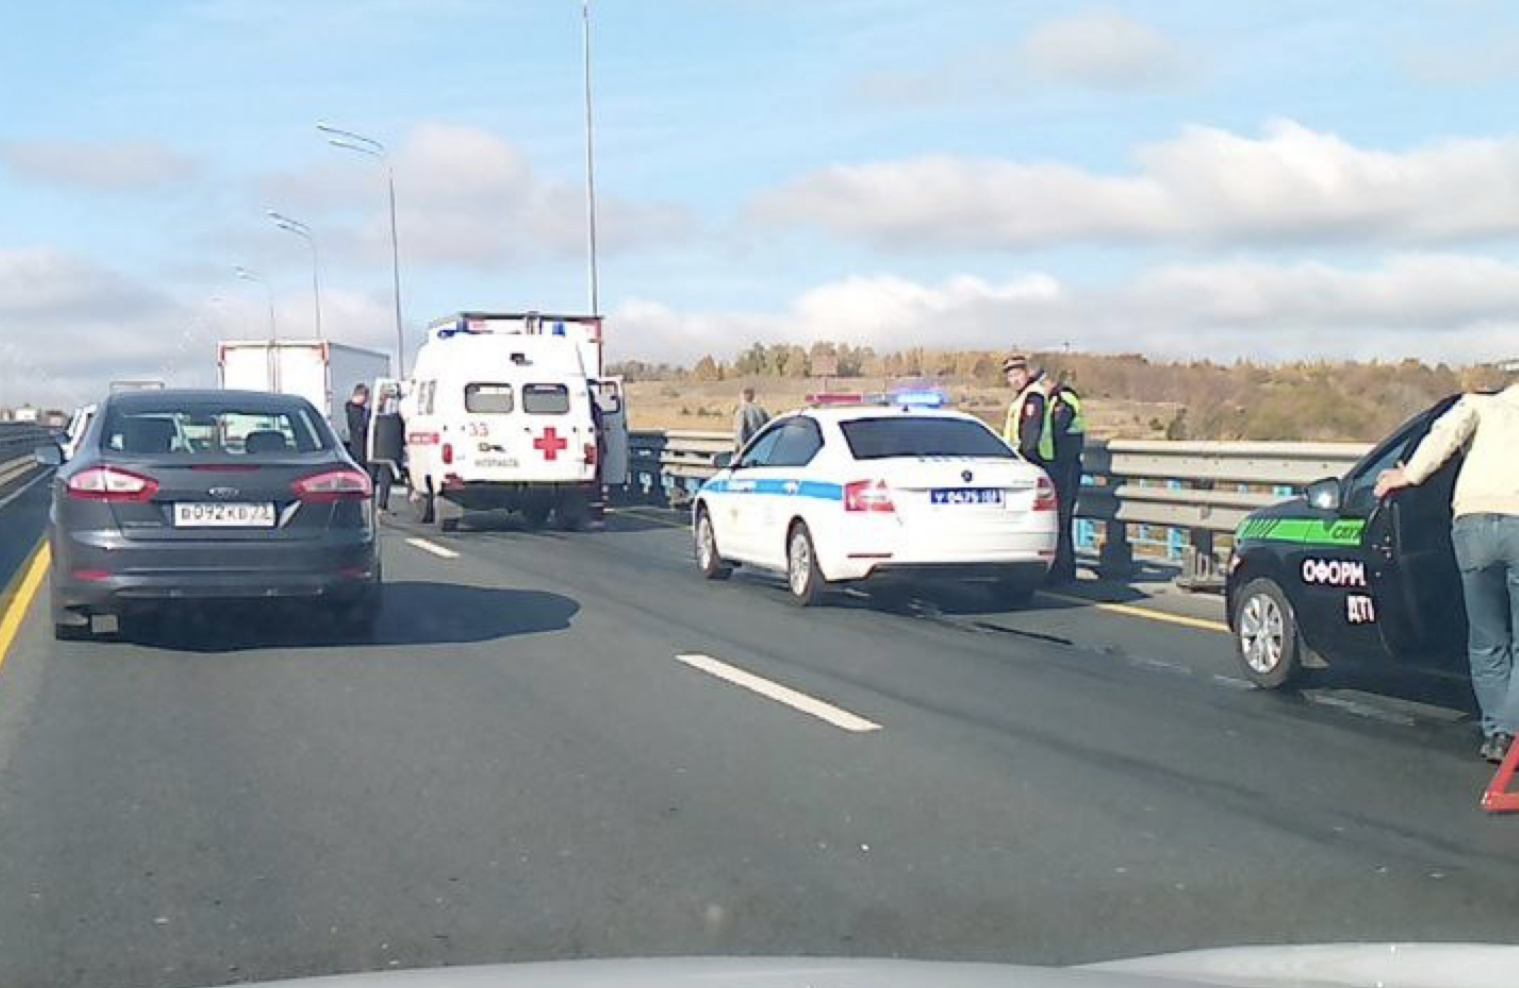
390,312,627,531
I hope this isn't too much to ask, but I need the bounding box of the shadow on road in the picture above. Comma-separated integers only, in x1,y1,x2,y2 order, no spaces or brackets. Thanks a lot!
115,581,581,653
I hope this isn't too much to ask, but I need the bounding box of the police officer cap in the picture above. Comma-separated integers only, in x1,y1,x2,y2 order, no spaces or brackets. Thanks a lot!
1002,353,1030,373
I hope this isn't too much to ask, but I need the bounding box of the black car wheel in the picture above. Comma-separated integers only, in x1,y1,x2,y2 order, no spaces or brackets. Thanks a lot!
1232,577,1303,689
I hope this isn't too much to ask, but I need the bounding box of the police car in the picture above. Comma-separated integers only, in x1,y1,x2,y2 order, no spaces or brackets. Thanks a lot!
1227,396,1467,688
692,392,1059,605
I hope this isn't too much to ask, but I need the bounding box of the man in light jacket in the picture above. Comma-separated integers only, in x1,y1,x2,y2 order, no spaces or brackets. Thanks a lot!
1376,382,1519,763
734,387,770,452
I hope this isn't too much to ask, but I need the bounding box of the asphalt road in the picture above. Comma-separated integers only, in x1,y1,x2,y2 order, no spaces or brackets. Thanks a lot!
0,488,1515,988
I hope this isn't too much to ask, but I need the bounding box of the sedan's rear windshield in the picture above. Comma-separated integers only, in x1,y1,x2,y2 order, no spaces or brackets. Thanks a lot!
523,384,570,414
101,406,330,456
839,417,1014,460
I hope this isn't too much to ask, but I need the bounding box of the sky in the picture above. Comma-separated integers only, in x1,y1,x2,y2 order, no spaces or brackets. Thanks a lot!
4,0,1519,406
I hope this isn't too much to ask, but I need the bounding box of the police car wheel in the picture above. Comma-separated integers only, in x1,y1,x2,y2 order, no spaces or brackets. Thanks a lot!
695,509,732,580
786,523,827,607
1233,577,1302,689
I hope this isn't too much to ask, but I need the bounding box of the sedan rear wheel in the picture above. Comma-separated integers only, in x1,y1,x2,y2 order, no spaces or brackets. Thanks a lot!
1233,577,1302,689
786,523,827,607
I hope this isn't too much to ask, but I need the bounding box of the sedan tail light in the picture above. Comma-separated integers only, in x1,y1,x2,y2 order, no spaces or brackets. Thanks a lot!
844,479,895,513
66,466,159,502
1034,476,1058,512
292,469,372,504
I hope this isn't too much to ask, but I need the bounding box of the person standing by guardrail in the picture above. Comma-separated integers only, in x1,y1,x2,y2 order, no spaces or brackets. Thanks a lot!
1003,353,1086,585
735,386,770,451
1375,381,1519,763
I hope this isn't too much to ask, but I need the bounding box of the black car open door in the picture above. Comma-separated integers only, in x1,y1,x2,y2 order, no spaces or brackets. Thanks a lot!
1362,399,1467,667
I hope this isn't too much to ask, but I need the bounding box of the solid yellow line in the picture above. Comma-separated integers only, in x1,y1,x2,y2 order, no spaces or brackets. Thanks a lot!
0,542,49,675
1040,590,1230,635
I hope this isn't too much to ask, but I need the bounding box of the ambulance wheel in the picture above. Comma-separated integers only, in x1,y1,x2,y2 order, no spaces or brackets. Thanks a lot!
434,493,463,533
695,508,731,580
555,494,590,532
1232,577,1302,689
521,503,552,529
786,522,827,607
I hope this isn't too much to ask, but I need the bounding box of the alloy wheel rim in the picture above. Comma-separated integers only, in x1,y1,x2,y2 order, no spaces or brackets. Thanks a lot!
1239,594,1285,674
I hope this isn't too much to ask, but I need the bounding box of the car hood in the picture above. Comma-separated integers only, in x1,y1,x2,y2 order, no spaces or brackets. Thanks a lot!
236,946,1519,988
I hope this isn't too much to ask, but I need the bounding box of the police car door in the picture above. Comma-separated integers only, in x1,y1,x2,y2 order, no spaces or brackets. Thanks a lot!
1361,398,1466,666
723,422,786,563
593,378,629,486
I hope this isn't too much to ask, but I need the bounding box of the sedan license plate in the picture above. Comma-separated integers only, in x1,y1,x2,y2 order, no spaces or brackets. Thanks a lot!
930,488,1004,506
173,502,276,528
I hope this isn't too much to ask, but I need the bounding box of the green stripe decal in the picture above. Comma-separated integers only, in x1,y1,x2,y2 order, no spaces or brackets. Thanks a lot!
1235,517,1365,547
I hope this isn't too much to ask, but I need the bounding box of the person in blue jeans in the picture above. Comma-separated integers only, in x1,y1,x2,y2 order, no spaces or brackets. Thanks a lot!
1376,382,1519,763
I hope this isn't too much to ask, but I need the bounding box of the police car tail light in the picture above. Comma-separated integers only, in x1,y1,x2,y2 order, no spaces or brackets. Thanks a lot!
1033,476,1058,512
66,466,159,503
441,442,454,465
293,468,372,503
844,480,895,514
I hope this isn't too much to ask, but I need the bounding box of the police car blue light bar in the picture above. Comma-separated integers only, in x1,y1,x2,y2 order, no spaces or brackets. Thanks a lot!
891,388,947,408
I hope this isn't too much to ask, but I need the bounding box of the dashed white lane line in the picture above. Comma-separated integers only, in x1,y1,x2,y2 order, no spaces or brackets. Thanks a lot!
405,536,460,560
0,469,48,514
676,652,882,734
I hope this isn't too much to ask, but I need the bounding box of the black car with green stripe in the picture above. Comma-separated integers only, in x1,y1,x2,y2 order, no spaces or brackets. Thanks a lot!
1226,397,1467,688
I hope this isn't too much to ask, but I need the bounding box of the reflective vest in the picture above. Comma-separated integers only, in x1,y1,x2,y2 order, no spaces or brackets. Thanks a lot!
1005,378,1086,461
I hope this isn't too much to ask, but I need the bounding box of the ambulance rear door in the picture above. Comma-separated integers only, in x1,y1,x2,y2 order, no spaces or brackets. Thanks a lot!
594,377,629,486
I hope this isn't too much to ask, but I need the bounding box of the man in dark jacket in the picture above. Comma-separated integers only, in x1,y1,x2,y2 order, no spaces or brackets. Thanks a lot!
344,384,370,467
1002,353,1087,585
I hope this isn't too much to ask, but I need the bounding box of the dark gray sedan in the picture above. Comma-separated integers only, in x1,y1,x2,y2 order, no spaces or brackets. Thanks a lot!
36,389,381,640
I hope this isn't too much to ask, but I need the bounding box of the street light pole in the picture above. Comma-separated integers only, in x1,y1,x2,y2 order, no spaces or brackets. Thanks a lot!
267,211,322,339
318,123,406,376
234,266,277,340
581,0,601,317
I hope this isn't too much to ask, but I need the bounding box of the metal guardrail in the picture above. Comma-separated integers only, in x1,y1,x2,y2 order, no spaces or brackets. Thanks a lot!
623,430,1373,588
0,423,55,496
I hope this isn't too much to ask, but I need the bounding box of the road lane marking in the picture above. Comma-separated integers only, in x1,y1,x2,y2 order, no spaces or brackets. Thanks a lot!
405,536,460,559
0,543,49,675
675,652,882,734
1039,591,1230,635
0,468,48,514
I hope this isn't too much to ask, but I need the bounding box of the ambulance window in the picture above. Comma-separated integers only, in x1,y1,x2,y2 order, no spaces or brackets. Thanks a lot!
465,384,514,414
523,384,570,414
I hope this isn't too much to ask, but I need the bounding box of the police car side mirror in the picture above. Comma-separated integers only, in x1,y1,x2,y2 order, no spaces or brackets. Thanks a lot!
712,452,734,470
1306,477,1342,512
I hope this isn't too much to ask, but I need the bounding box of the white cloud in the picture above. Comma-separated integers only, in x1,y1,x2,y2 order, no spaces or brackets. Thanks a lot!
0,247,399,409
1020,8,1187,89
753,120,1519,250
0,139,198,194
610,255,1519,366
260,123,692,271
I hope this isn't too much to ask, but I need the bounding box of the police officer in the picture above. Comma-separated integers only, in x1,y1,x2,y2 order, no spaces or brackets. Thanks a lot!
1003,353,1086,585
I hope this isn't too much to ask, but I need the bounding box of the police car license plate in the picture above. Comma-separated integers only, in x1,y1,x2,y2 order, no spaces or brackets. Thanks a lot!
930,488,1004,506
173,502,276,528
